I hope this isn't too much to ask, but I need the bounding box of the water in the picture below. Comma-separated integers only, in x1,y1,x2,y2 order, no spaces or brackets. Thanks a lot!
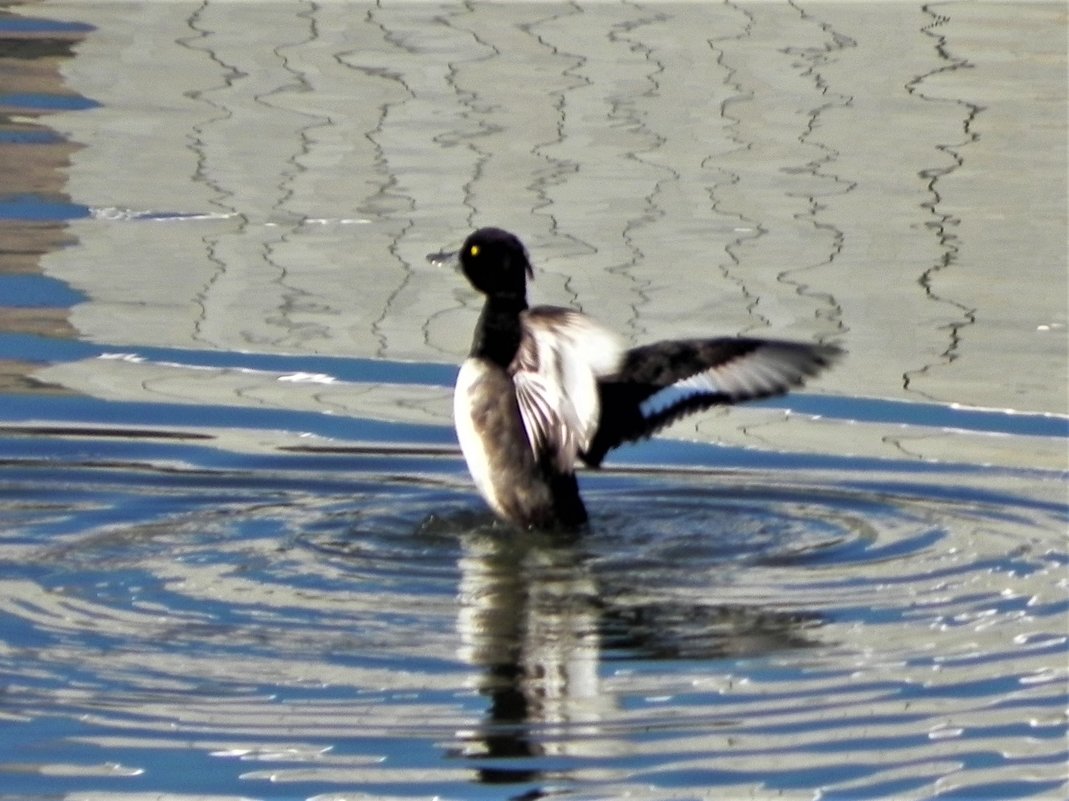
1,441,1065,799
1,2,1066,800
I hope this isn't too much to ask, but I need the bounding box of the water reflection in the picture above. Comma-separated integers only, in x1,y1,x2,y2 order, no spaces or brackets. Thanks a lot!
0,12,91,392
451,512,825,785
12,0,1062,421
4,1,1063,473
901,4,986,403
455,526,609,782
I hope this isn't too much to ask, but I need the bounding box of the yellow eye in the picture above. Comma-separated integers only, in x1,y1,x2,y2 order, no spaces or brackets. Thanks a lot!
469,245,480,257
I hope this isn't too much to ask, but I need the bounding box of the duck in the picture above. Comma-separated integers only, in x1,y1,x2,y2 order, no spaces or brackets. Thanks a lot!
438,226,843,529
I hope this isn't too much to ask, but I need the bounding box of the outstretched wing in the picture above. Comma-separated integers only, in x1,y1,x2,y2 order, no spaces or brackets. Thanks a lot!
581,338,843,466
511,307,624,473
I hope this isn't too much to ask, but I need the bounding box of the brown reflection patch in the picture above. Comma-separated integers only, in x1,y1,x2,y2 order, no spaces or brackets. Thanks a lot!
0,306,77,337
0,359,74,394
0,6,89,362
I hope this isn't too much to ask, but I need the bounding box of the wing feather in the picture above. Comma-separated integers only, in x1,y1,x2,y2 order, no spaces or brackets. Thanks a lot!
511,307,624,472
583,338,843,466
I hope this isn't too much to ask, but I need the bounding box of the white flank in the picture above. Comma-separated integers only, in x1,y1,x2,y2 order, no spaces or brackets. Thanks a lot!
453,359,506,517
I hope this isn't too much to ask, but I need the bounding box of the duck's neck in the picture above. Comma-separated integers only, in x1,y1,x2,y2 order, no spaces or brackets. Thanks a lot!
470,293,527,367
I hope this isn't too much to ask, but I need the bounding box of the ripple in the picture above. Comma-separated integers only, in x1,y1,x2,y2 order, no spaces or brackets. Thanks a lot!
0,445,1065,799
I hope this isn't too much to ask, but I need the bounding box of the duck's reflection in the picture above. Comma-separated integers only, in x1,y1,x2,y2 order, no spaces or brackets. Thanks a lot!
454,526,606,783
451,524,822,785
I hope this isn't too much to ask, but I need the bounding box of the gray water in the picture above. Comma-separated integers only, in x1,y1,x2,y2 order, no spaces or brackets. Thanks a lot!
1,2,1066,800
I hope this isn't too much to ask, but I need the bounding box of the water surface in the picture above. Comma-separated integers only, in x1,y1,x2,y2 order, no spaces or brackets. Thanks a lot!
0,2,1066,800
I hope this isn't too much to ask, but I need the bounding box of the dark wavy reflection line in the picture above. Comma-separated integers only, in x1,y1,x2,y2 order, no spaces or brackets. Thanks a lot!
359,6,436,359
777,2,855,340
261,4,351,353
603,5,677,343
519,2,589,276
709,4,770,334
178,1,250,350
901,4,984,403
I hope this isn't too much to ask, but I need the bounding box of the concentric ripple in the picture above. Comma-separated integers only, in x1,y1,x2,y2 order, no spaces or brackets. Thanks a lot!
0,434,1065,800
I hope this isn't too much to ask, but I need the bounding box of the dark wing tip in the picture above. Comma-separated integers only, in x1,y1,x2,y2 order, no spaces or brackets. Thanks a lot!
581,337,844,466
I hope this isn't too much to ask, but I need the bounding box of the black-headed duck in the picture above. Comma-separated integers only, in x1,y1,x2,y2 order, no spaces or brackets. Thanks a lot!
441,227,842,529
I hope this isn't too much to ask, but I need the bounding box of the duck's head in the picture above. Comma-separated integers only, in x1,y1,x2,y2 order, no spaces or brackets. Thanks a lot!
458,227,533,299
